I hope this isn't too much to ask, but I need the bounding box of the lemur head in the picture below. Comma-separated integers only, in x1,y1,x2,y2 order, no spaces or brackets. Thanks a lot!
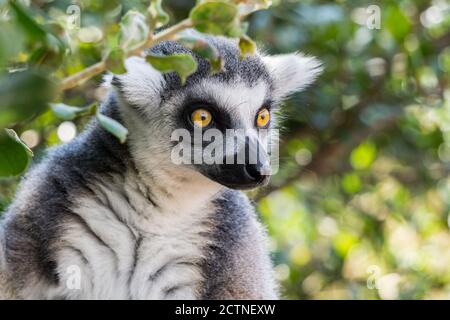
111,32,321,190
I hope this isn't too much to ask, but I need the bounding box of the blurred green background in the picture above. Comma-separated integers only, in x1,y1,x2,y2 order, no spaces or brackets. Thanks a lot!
0,0,450,299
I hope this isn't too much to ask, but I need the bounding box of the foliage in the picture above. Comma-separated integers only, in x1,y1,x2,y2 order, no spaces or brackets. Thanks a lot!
146,53,197,84
0,0,260,172
0,128,32,177
0,0,449,300
249,0,450,299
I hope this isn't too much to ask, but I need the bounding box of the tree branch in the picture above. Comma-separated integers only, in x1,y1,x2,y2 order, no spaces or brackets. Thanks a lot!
59,18,193,91
59,61,106,91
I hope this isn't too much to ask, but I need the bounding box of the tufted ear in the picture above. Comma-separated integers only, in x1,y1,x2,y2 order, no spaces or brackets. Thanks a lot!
262,52,322,101
110,56,165,109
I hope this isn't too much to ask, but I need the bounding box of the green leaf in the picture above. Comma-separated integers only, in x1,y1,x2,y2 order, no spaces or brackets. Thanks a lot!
96,112,128,144
148,0,170,29
0,128,33,177
224,21,248,38
50,103,83,120
189,1,238,36
10,3,67,70
235,0,271,16
119,10,149,53
104,47,126,74
350,141,377,170
146,53,198,85
50,103,96,121
178,34,224,73
333,232,358,258
0,20,25,66
0,70,54,129
385,6,411,42
28,41,64,70
238,35,256,59
341,173,362,194
45,22,69,51
9,0,48,42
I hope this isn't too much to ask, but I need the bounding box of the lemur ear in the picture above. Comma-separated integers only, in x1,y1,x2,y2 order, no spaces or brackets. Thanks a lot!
262,53,322,100
110,56,165,108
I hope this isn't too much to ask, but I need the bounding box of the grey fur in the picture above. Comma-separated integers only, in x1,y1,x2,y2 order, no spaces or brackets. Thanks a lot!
0,33,320,299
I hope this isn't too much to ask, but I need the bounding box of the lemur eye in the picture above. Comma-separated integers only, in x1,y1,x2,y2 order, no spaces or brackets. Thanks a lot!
191,108,213,128
256,108,270,128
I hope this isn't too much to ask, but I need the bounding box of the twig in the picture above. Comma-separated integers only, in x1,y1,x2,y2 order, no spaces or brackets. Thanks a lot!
59,18,193,91
59,61,106,91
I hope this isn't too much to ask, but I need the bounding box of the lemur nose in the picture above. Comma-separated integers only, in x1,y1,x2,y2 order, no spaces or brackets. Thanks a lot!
241,137,272,183
244,162,271,183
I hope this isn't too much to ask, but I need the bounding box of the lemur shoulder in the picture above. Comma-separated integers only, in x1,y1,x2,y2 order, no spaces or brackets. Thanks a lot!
0,34,321,299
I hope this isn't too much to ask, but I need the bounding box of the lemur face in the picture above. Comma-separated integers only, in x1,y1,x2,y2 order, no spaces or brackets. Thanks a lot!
112,32,321,190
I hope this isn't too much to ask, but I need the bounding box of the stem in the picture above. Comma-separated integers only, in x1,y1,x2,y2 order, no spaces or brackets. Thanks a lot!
59,61,106,91
59,18,193,91
152,18,193,44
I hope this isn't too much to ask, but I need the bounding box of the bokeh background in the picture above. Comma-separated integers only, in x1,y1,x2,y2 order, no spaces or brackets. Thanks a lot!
0,0,449,299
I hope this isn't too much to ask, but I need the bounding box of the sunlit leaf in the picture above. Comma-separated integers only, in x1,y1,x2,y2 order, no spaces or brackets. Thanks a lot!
50,102,96,121
146,53,198,84
0,128,33,177
119,10,149,52
234,0,272,16
96,112,128,143
189,1,238,36
350,141,377,170
50,103,83,121
148,0,170,29
385,6,411,41
333,232,358,258
341,173,362,194
238,35,256,58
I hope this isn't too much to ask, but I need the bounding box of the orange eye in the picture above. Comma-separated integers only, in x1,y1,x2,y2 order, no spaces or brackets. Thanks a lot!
191,108,212,128
256,108,270,128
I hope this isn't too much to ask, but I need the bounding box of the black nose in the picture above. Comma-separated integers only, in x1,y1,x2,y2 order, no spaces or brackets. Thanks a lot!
244,163,269,183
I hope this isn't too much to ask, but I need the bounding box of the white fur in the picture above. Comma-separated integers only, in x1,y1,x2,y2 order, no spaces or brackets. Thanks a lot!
196,79,268,130
33,167,221,300
116,56,165,110
33,50,320,299
262,52,322,100
1,43,316,300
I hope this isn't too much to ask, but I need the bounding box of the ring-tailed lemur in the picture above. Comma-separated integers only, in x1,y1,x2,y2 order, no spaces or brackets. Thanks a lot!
0,33,321,299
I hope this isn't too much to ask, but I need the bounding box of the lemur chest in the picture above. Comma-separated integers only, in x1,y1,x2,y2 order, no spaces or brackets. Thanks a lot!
53,178,214,300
